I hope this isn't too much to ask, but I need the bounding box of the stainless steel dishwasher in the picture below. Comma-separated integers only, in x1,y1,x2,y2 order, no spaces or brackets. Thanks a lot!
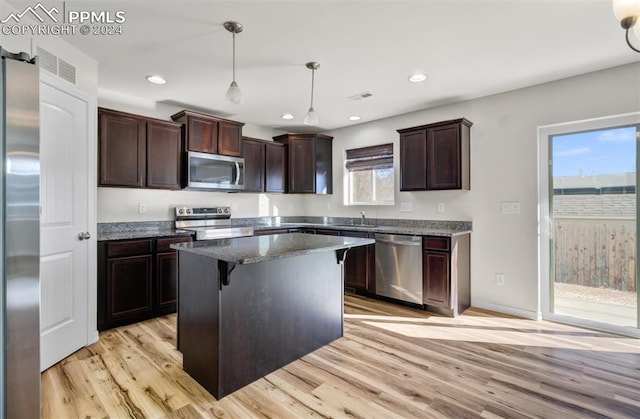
375,233,423,304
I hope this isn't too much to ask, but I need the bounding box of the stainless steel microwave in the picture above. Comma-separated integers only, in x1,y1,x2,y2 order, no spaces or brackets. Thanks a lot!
186,151,244,191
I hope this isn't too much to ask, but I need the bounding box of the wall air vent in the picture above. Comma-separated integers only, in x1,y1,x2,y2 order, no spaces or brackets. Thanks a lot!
35,46,77,85
36,46,57,75
347,91,373,101
57,58,76,84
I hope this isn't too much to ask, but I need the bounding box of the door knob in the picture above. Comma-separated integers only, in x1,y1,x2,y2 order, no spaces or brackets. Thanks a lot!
77,232,91,241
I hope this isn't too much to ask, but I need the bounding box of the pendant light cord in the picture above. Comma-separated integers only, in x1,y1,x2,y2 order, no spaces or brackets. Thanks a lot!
232,31,236,82
310,68,315,108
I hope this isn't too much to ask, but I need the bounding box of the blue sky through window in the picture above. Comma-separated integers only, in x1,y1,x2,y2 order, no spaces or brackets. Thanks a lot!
552,126,637,177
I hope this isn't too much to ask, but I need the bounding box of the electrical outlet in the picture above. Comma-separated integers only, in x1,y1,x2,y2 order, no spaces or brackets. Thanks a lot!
231,203,238,212
501,201,521,214
496,273,505,286
437,202,445,213
138,203,147,214
400,202,413,212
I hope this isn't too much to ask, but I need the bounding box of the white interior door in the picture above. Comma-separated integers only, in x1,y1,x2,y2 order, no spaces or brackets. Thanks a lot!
39,79,92,371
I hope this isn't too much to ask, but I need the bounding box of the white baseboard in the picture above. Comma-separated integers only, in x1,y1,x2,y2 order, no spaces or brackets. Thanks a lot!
471,300,540,320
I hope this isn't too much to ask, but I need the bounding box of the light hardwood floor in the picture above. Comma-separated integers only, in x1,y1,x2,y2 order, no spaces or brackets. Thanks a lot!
42,295,640,418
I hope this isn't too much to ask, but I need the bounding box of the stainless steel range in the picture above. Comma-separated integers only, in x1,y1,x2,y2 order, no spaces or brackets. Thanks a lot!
174,206,253,240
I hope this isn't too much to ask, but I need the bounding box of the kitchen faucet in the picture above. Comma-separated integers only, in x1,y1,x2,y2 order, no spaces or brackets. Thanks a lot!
360,211,366,225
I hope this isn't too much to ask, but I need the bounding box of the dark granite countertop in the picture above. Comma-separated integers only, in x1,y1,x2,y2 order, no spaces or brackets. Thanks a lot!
97,221,194,241
171,233,374,264
98,229,194,241
98,217,471,241
252,223,470,237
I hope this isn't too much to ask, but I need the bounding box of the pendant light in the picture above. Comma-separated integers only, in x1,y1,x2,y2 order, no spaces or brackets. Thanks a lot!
224,21,244,104
303,62,320,126
612,0,640,53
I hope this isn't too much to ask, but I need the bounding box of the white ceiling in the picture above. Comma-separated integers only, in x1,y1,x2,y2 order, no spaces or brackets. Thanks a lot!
58,0,638,133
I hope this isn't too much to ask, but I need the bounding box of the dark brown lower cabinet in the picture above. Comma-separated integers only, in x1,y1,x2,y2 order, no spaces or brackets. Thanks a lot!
340,231,375,294
423,251,449,307
422,234,470,316
253,229,289,236
312,229,375,295
315,229,340,236
98,235,192,331
108,254,153,320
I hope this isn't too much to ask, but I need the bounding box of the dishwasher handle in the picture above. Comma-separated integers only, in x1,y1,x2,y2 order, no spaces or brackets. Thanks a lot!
375,234,422,246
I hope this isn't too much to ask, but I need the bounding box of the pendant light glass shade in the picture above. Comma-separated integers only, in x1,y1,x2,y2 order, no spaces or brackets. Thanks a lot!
224,21,244,104
225,81,243,104
304,107,319,126
613,0,640,21
304,62,320,126
612,0,640,53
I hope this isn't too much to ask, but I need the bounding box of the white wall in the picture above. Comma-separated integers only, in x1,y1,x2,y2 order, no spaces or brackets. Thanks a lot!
305,62,640,317
96,91,302,221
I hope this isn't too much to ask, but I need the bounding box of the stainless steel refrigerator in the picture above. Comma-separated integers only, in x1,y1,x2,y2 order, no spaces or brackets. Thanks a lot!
0,47,40,418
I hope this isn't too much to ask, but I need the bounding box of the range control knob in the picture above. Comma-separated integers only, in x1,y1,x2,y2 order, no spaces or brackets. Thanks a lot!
224,207,230,214
186,208,192,214
178,208,184,215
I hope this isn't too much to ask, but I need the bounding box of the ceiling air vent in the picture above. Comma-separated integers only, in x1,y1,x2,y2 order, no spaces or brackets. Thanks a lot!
347,91,373,101
58,58,76,84
36,46,57,75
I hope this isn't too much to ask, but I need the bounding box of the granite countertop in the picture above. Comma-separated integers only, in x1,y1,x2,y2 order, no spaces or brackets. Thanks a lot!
98,229,194,241
97,221,194,241
253,223,471,237
171,233,375,264
98,217,472,241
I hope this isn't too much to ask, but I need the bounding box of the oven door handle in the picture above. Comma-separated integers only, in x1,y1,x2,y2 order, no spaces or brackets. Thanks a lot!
234,162,241,185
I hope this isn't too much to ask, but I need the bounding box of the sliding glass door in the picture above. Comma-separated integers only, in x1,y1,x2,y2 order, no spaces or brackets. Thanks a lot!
540,114,639,335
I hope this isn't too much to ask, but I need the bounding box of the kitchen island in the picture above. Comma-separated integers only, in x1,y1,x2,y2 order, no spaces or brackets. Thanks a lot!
171,233,374,399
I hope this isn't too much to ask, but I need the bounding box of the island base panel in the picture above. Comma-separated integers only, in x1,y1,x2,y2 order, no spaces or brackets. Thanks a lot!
178,250,344,399
178,251,221,395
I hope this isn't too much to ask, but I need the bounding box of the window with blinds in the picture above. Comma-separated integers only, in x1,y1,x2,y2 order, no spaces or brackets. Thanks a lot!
344,143,394,205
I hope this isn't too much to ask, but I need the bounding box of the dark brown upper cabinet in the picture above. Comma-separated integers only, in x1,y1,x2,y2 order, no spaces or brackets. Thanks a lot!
273,133,333,194
146,120,182,189
242,138,265,192
398,118,472,191
98,108,182,190
265,142,286,193
242,138,286,193
171,110,244,157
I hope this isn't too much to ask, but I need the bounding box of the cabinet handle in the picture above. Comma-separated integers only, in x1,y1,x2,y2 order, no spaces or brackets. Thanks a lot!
77,232,91,241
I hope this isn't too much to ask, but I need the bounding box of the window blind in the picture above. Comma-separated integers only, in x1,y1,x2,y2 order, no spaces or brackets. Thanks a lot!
345,143,393,172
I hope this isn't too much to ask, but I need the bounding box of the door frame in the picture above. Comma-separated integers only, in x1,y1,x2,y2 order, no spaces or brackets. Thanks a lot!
538,112,640,338
39,72,98,347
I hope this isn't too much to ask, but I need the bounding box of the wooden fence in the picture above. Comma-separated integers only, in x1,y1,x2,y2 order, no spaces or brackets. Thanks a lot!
554,217,636,292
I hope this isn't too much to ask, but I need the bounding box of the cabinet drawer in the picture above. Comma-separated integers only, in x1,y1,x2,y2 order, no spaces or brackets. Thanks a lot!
107,240,152,258
315,229,341,236
423,237,450,251
341,230,369,238
157,236,192,253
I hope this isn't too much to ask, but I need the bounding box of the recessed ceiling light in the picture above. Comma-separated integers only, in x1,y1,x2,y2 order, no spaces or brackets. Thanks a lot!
146,75,166,85
408,73,428,83
281,113,294,120
348,116,361,121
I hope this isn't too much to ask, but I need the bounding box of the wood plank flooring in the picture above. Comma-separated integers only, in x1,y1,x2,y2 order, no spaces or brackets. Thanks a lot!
42,295,640,418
